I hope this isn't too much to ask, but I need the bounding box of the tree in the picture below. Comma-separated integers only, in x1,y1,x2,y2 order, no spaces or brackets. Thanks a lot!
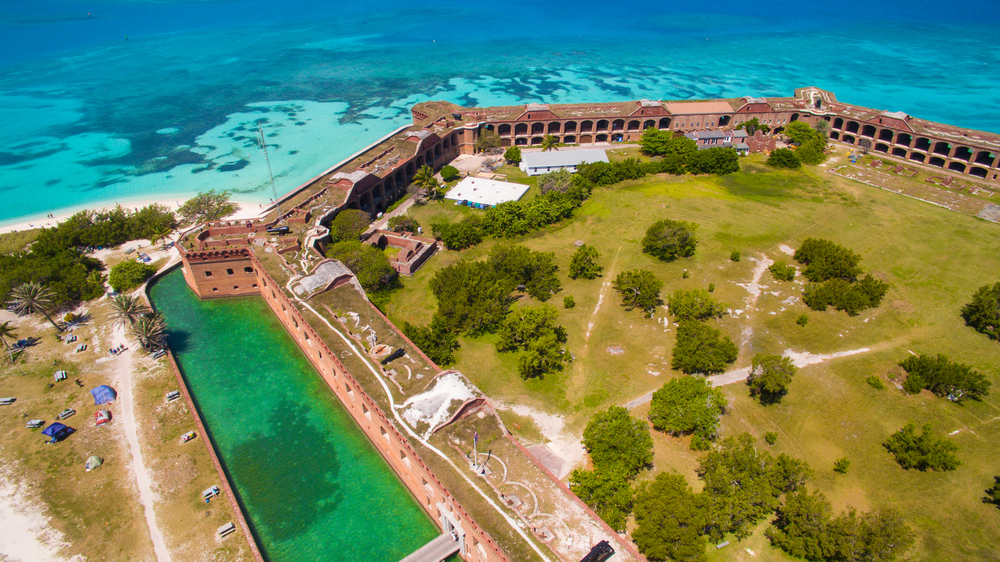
667,289,727,321
747,354,797,404
884,423,960,471
698,433,811,541
7,281,61,332
797,137,828,165
569,467,634,532
496,305,568,379
739,117,770,135
784,121,816,145
0,321,17,363
177,190,237,225
568,244,602,280
825,508,914,562
387,214,420,234
403,317,459,367
671,320,738,375
411,165,441,199
687,147,740,175
108,260,158,293
612,269,663,317
130,311,166,351
767,148,802,168
439,165,460,182
431,215,484,250
766,489,834,560
649,377,726,448
86,270,107,292
326,241,396,292
541,134,559,151
834,458,851,474
642,219,698,262
475,128,501,152
632,473,707,562
814,119,831,136
639,129,697,159
961,282,1000,341
110,294,151,328
582,406,653,478
537,169,574,194
504,146,522,165
328,209,371,242
487,244,561,301
794,238,863,282
985,476,1000,508
899,354,990,401
430,261,517,335
769,261,796,281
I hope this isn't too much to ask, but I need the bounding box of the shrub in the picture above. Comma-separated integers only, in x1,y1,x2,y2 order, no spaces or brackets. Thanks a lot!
682,269,690,279
328,209,370,242
564,295,575,309
803,274,889,316
899,354,990,401
671,321,738,375
503,146,522,164
884,423,960,471
326,241,396,292
796,314,809,326
431,215,484,250
747,354,797,405
403,317,459,366
386,214,419,233
961,282,1000,341
866,375,885,390
833,458,851,474
764,431,778,445
568,244,602,280
642,219,698,262
769,261,796,281
666,289,726,321
583,406,653,477
108,260,158,293
649,376,726,446
537,169,574,194
767,148,802,168
794,238,862,282
439,165,460,182
708,282,715,293
569,467,633,532
730,250,741,262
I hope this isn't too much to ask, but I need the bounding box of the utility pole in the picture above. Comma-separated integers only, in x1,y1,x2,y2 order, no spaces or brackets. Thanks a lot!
257,123,281,220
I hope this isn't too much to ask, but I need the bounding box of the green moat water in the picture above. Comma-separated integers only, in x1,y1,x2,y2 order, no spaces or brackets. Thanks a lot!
149,268,438,561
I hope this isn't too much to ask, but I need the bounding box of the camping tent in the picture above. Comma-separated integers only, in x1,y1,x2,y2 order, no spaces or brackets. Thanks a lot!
41,422,75,443
95,410,112,426
90,385,117,405
85,456,104,472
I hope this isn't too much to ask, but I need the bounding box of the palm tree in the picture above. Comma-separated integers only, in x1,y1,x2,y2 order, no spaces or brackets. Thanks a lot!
0,321,16,364
7,281,61,332
87,271,107,291
541,134,559,151
110,294,151,328
150,228,173,245
411,165,440,199
130,312,166,352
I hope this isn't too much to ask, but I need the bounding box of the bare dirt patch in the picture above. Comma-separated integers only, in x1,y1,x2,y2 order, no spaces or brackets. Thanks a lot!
606,345,625,356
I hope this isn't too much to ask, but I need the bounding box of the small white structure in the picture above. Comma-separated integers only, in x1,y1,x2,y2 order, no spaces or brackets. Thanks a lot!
519,149,609,176
444,177,530,208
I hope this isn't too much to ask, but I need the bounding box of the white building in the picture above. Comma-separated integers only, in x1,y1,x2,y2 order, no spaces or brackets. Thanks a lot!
444,177,530,208
519,149,609,176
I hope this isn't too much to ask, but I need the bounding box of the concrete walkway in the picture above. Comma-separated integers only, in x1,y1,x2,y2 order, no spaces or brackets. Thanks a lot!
367,196,418,233
399,533,461,562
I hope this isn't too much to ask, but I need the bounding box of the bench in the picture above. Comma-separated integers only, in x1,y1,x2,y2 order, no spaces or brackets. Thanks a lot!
217,523,236,538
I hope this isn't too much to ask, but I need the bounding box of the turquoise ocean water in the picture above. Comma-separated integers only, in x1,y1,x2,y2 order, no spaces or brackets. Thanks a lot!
2,0,999,225
148,268,438,561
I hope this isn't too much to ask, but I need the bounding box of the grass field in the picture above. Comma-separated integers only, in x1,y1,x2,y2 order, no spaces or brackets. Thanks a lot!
385,153,1000,561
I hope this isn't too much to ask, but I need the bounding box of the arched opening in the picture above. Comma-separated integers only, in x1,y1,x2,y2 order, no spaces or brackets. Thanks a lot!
580,134,593,144
896,133,912,147
396,171,405,187
564,121,577,133
718,115,731,127
500,138,511,147
564,135,576,144
612,120,625,131
548,122,561,134
842,134,856,144
415,155,424,168
846,121,860,134
581,120,594,133
875,143,889,153
531,136,543,145
909,152,926,163
627,120,640,131
830,131,840,140
929,156,945,167
596,120,609,132
515,137,527,146
347,200,360,210
425,150,434,164
596,133,608,142
406,162,415,175
643,120,655,129
659,117,671,129
892,147,907,158
612,133,624,142
360,193,373,213
791,113,800,122
953,146,973,161
914,137,931,151
833,117,844,130
948,162,966,173
975,151,996,166
861,124,876,138
878,129,894,142
531,122,544,135
498,124,511,136
434,145,442,157
384,178,395,195
515,123,528,136
932,141,951,156
970,166,988,178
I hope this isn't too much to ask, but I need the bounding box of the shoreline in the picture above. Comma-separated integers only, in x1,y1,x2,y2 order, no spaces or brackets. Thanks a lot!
0,197,269,236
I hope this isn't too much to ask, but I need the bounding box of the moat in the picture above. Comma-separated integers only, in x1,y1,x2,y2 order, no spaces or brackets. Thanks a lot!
149,268,437,561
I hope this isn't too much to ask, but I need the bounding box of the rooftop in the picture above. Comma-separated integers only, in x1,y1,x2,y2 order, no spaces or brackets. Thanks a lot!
663,100,735,115
520,149,609,169
444,177,531,207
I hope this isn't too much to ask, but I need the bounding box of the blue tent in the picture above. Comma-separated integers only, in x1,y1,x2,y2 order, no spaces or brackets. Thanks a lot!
41,422,75,443
90,385,117,405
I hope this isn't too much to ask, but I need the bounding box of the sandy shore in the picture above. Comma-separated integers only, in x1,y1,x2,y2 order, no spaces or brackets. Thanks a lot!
0,197,269,235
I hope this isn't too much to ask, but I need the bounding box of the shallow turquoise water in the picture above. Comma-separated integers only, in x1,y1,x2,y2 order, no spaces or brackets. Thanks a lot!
148,268,437,561
2,0,999,224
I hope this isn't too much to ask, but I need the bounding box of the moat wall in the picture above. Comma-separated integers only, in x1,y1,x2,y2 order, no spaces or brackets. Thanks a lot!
178,246,509,562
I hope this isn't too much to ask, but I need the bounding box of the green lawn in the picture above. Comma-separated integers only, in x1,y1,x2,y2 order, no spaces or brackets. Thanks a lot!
385,161,1000,561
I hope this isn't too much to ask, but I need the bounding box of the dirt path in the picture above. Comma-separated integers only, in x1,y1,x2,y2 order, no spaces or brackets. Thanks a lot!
0,467,80,562
584,244,623,342
113,324,172,562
